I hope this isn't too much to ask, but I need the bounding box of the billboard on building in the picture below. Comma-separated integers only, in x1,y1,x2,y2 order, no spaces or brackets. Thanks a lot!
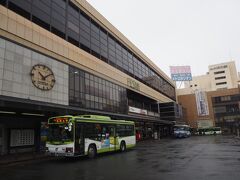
195,90,209,116
129,106,147,115
197,120,213,128
170,66,192,81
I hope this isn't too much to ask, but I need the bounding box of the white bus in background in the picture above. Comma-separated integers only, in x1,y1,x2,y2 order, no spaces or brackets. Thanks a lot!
173,125,191,138
197,127,222,135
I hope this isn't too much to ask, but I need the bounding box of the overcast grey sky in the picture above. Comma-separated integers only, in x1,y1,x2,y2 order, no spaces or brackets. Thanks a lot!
87,0,240,77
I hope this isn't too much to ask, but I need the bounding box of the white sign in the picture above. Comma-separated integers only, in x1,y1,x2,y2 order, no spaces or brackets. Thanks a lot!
148,111,155,116
195,90,209,116
129,106,147,115
197,120,213,128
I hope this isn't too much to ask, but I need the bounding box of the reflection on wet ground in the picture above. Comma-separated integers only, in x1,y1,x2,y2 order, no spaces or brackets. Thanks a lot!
1,136,240,180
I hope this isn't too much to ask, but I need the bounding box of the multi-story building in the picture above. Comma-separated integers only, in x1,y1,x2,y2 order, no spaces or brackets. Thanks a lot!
211,89,240,134
177,61,240,132
0,0,176,155
178,61,239,95
178,88,240,133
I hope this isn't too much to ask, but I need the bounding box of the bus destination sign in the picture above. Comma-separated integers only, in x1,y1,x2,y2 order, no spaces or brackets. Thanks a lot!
49,117,69,124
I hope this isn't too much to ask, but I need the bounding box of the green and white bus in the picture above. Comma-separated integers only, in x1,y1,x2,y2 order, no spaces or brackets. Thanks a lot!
46,115,136,158
197,127,222,135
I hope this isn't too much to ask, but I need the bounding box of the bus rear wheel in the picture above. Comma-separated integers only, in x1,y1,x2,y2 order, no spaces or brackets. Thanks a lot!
88,144,97,158
120,141,126,152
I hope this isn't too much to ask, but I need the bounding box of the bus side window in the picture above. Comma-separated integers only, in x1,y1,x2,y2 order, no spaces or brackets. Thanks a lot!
116,125,125,137
85,124,101,141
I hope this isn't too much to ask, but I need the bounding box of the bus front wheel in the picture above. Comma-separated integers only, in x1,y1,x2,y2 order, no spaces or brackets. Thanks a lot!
120,141,126,152
88,144,97,158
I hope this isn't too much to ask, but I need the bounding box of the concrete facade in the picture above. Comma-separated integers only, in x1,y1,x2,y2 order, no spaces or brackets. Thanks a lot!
0,38,69,105
178,61,239,96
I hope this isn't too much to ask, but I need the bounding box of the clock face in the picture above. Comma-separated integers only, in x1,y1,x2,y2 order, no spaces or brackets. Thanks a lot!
30,64,55,91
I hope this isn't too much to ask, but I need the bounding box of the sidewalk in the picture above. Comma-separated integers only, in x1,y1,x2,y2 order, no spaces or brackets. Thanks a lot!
0,152,52,167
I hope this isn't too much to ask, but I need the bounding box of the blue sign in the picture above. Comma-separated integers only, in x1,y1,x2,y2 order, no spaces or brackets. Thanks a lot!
171,73,192,81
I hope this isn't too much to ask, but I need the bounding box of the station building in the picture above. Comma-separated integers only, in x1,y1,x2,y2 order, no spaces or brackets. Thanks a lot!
0,0,176,155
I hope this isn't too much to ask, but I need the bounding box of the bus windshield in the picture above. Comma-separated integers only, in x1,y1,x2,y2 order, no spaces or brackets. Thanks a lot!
48,124,73,142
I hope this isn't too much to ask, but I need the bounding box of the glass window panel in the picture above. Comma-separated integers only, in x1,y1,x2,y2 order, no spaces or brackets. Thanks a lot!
52,20,65,33
68,32,79,45
68,21,79,33
91,31,99,40
100,38,107,46
68,13,79,26
91,21,99,33
100,44,108,52
100,29,107,40
10,0,31,12
91,37,100,46
74,74,80,91
68,3,79,17
52,0,66,9
80,37,90,48
32,6,50,23
80,29,90,40
90,101,95,109
80,12,90,27
51,10,65,23
100,51,108,59
108,35,115,46
32,1,51,15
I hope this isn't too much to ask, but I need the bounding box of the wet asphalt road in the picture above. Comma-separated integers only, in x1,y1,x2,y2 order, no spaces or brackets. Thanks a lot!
1,135,240,180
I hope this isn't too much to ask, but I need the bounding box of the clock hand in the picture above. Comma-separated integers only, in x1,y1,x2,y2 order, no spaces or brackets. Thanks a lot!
44,73,54,79
39,72,45,80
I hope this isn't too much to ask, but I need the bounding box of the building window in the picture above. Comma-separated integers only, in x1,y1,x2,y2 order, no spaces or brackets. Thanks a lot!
32,0,51,30
214,71,225,75
215,76,226,80
216,82,227,85
8,0,31,20
69,66,127,114
50,0,66,39
220,96,231,101
67,1,80,47
10,129,35,147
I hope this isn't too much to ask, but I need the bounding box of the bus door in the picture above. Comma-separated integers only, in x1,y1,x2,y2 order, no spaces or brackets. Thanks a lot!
108,125,116,151
75,123,84,155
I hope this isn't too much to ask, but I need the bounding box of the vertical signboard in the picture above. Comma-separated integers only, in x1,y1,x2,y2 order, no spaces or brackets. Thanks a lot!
195,90,209,116
170,66,192,81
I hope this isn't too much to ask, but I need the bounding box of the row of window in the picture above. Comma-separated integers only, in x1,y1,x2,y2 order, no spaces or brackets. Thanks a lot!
216,82,227,85
83,123,134,140
213,95,240,103
214,71,225,75
69,66,128,114
2,0,175,100
213,105,240,114
215,76,226,80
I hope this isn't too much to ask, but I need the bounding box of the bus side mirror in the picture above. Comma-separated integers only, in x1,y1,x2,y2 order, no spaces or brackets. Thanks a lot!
68,122,73,132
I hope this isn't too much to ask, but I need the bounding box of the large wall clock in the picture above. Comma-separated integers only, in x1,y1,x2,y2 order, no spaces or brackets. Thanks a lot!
30,64,55,91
